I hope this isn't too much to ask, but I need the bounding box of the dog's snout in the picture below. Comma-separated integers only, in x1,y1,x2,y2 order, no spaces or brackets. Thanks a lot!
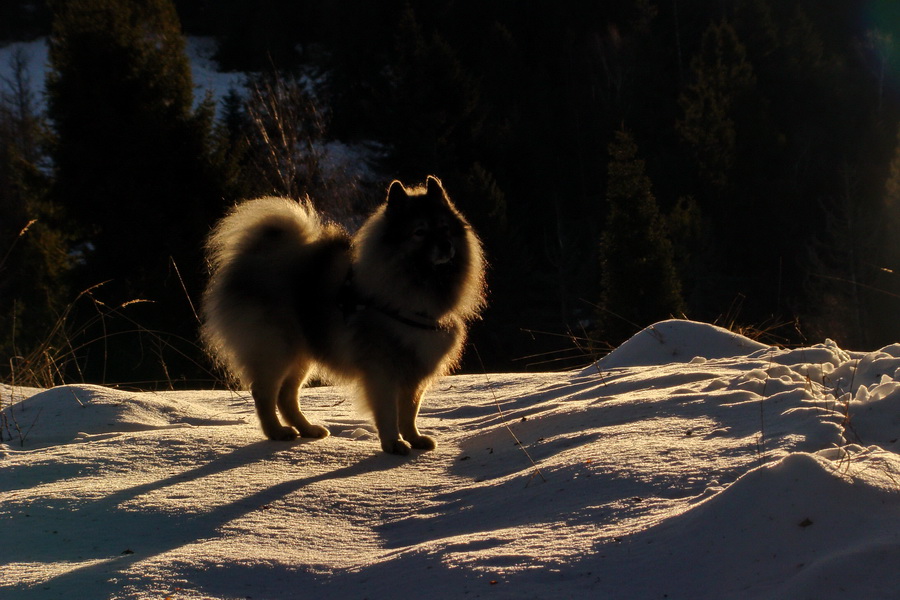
432,240,455,265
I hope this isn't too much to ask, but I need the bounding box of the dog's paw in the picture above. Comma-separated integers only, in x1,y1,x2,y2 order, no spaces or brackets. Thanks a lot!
265,425,299,441
382,438,412,456
300,424,330,439
407,434,436,451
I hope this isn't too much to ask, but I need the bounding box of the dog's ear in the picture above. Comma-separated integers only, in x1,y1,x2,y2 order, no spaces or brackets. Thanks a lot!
425,175,445,201
387,180,410,209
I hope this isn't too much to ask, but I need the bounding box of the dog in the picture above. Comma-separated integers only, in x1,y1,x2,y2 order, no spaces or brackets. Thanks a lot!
201,176,486,454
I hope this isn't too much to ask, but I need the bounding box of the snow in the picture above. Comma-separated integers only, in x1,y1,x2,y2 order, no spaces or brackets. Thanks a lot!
586,318,770,370
2,319,899,599
184,36,246,106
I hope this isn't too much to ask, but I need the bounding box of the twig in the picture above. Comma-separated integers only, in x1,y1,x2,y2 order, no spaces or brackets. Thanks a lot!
472,345,546,486
169,256,200,324
0,219,36,271
757,366,771,463
19,406,42,447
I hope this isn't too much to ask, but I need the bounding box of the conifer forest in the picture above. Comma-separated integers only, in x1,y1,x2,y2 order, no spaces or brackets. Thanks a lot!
3,0,900,386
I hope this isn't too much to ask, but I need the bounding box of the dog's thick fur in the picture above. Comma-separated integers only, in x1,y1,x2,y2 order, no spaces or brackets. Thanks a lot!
202,176,485,454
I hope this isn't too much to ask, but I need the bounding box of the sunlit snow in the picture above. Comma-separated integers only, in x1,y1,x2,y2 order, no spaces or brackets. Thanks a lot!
2,320,898,599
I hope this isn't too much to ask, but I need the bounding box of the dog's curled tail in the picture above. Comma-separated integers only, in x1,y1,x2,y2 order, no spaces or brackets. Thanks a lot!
205,196,324,275
202,197,328,385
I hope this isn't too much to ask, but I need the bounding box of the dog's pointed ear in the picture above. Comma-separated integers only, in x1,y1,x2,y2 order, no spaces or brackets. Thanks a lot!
387,180,409,209
425,175,445,201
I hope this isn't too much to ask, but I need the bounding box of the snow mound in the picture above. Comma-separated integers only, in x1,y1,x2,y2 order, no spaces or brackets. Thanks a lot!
1,384,245,449
2,321,900,599
587,319,769,371
837,347,900,449
600,448,900,599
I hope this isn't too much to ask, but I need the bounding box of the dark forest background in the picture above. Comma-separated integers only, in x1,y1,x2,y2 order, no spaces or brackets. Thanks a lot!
4,0,900,387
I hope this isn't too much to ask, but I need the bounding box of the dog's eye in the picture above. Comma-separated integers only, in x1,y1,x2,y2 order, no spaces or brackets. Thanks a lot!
412,226,428,240
436,216,455,237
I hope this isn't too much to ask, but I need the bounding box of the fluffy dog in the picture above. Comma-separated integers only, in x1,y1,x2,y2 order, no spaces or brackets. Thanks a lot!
202,176,486,454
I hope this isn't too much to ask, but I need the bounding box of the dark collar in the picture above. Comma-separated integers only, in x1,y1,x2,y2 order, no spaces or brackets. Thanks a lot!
338,268,444,331
368,303,444,331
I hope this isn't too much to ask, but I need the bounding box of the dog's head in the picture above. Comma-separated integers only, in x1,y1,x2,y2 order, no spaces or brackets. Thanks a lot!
353,175,486,320
383,176,469,270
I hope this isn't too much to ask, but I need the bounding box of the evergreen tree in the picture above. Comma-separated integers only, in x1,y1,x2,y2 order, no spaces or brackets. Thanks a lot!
211,87,257,202
381,5,482,177
675,15,788,322
598,128,684,343
46,0,228,383
677,19,756,194
885,124,900,210
0,48,71,376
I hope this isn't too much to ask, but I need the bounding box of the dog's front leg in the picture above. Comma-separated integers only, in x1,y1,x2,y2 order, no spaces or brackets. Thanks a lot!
399,386,435,450
364,376,411,455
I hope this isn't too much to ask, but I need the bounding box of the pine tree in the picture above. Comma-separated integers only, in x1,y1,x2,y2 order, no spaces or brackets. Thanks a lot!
47,0,224,299
677,19,756,193
383,5,482,176
598,128,684,343
45,0,228,383
0,48,71,373
211,87,256,202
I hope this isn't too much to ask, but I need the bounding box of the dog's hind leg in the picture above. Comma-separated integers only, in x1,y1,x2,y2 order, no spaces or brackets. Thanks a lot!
399,385,435,450
277,363,330,439
251,375,298,441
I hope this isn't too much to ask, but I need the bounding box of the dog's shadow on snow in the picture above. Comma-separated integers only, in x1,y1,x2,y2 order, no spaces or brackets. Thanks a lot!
11,440,404,598
100,438,374,510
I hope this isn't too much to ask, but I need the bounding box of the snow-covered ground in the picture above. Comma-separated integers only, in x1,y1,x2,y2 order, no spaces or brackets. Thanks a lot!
2,319,899,599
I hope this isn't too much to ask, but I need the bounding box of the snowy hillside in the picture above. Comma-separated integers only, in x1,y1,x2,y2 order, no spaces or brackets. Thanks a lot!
2,320,899,599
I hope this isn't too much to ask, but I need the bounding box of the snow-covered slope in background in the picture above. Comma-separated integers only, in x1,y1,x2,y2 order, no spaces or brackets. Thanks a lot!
2,320,899,599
